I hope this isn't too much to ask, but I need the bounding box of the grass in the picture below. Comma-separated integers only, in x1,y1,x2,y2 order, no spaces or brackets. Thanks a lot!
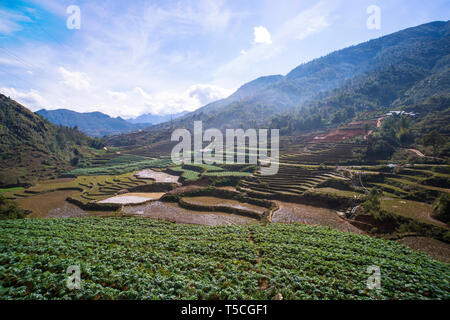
169,166,200,181
6,173,151,205
183,163,224,172
203,171,251,177
66,158,173,176
0,187,24,195
381,198,447,228
387,177,450,193
315,187,364,198
0,217,448,300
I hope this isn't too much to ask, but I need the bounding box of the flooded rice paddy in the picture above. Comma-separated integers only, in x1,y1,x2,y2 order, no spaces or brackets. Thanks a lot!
17,190,113,218
182,196,267,214
135,169,180,183
97,192,166,204
16,189,365,230
124,201,258,225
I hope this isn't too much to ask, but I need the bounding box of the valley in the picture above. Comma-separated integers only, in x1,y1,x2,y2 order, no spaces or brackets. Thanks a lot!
0,19,449,301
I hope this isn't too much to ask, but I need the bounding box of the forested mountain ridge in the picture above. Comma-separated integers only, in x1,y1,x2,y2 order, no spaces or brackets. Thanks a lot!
127,111,189,125
36,109,151,137
159,20,450,131
0,94,103,186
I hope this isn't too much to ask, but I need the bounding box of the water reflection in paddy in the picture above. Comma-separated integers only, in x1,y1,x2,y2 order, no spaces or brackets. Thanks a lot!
124,201,258,225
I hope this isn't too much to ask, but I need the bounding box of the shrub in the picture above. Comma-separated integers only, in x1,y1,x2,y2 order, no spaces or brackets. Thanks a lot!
211,177,235,187
362,188,382,213
432,193,450,223
0,195,28,219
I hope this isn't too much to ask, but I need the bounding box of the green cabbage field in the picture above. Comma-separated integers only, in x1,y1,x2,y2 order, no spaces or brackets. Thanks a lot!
0,218,448,300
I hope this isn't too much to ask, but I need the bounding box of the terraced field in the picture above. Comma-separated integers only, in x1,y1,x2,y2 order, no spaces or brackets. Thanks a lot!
0,218,448,300
66,155,173,176
2,172,153,207
168,164,252,182
181,196,267,220
280,143,363,165
239,165,344,198
358,165,450,202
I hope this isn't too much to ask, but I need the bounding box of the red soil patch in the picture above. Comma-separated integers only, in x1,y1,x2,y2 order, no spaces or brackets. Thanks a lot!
167,185,205,195
312,121,377,144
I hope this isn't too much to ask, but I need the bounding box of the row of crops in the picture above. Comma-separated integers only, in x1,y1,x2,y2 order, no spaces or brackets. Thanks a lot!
2,172,152,206
280,143,363,165
359,166,450,201
0,217,448,299
168,164,253,182
240,165,343,197
66,157,173,176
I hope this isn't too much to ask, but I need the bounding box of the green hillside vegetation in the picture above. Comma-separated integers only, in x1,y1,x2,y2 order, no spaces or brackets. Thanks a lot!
0,94,104,187
165,21,449,131
65,157,173,176
0,194,28,219
36,109,150,137
105,21,450,158
0,217,448,300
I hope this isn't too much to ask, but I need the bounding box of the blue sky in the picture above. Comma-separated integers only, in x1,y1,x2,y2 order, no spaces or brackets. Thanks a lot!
0,0,449,118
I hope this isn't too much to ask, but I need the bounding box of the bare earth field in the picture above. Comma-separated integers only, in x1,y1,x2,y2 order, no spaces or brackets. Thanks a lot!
272,201,365,234
182,196,267,214
135,169,180,183
381,198,448,228
397,236,450,263
124,201,258,225
16,190,113,218
97,192,166,204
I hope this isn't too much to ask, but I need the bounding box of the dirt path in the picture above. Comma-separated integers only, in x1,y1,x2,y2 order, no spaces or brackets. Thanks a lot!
124,201,258,226
397,236,450,263
135,169,180,183
98,192,165,204
407,148,425,157
17,190,112,218
272,201,365,234
381,198,448,229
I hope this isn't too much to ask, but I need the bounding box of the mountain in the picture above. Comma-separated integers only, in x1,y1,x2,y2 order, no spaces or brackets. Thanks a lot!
36,109,150,137
165,21,450,130
105,20,449,148
127,111,189,125
0,94,102,186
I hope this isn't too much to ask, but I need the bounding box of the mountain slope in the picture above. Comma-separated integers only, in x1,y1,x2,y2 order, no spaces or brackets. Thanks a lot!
0,95,102,186
36,109,150,137
171,20,450,130
127,110,189,125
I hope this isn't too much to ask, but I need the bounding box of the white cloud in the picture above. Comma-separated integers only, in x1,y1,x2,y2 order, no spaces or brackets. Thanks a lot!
0,1,244,119
103,84,232,118
253,26,272,44
0,9,31,34
58,67,91,91
281,3,333,41
187,84,232,105
214,1,337,86
0,87,49,110
295,16,329,40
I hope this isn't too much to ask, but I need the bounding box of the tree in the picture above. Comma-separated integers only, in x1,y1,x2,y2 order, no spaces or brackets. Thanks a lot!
432,193,449,223
423,130,445,156
0,195,27,219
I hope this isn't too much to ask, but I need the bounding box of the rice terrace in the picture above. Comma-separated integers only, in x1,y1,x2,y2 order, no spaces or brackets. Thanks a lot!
0,0,449,307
